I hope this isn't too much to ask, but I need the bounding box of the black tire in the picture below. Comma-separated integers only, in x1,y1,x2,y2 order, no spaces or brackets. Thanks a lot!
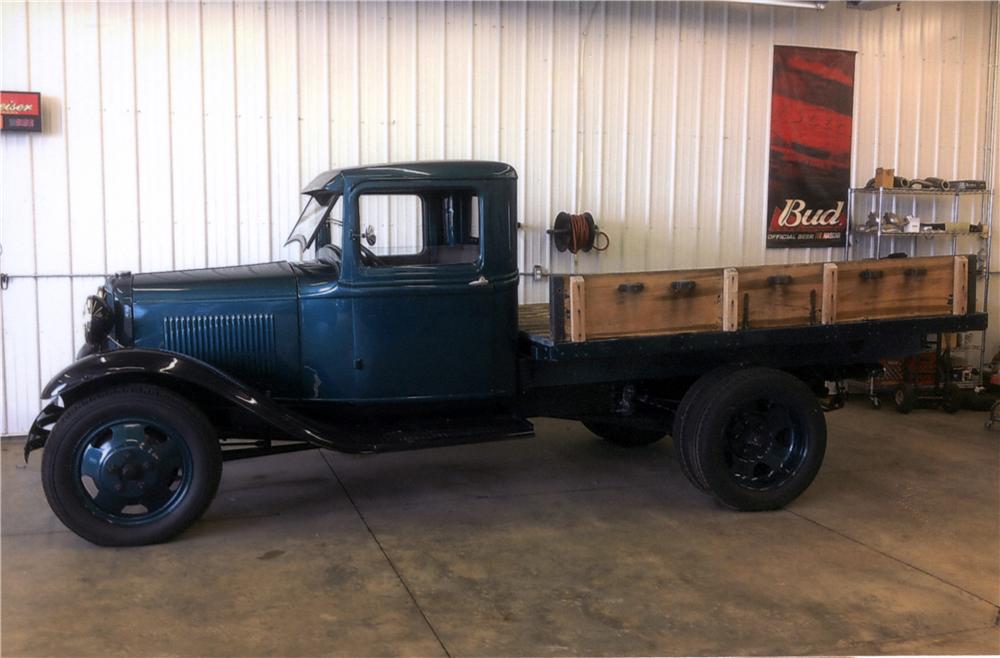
583,420,666,447
41,384,222,546
680,367,827,511
672,367,739,492
894,384,917,414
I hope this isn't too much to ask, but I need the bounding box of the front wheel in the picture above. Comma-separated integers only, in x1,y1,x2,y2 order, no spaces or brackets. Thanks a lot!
676,367,827,511
41,384,222,546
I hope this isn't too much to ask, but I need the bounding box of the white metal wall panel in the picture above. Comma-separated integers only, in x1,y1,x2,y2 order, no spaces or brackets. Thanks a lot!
472,2,501,161
168,1,208,271
35,278,74,400
28,2,70,277
498,0,527,283
134,1,175,273
267,1,302,264
418,3,448,161
234,1,272,266
1,1,37,435
445,2,473,159
202,1,241,268
522,2,552,288
2,0,998,435
65,2,108,276
99,2,142,275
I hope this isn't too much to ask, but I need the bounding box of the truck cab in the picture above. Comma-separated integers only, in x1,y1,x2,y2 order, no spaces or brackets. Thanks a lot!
289,161,520,405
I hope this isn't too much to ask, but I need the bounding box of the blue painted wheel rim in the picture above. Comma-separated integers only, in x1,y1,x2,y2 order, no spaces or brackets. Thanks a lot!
73,418,193,525
723,399,807,491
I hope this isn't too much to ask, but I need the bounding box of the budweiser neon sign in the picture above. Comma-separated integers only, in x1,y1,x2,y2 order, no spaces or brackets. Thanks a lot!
1,91,42,133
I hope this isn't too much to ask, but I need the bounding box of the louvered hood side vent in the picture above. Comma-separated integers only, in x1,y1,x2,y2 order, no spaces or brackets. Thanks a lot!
163,314,277,379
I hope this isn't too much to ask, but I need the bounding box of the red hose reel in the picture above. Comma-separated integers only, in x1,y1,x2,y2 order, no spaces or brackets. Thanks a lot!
547,212,610,254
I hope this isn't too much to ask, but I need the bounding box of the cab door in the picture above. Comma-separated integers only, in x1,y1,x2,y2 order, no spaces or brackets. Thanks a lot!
340,181,516,403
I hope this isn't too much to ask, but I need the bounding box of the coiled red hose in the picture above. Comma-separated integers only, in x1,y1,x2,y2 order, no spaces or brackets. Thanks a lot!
567,213,610,254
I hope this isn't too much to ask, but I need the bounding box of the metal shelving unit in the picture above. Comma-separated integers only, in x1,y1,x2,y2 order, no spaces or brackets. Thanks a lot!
846,187,992,259
845,186,993,398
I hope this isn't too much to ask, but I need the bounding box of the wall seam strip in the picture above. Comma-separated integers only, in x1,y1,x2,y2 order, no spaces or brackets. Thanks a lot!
164,1,177,269
263,2,274,260
199,0,209,267
26,0,42,433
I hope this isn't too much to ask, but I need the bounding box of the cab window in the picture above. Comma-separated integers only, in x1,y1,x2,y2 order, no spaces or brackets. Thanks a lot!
357,190,481,267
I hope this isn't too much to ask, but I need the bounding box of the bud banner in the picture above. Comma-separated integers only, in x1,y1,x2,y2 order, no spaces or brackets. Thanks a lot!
766,46,855,248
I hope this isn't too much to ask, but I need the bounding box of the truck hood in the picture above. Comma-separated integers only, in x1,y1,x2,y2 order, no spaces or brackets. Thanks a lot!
128,261,303,393
132,262,298,303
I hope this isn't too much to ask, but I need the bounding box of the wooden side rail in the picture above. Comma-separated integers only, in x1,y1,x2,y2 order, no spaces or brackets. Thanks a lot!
735,262,828,329
835,256,958,322
551,268,728,342
548,255,974,343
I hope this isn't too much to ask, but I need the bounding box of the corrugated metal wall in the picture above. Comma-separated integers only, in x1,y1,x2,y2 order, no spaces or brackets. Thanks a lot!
2,0,998,435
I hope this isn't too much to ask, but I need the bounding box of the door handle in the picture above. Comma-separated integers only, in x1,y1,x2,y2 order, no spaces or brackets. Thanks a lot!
468,275,490,287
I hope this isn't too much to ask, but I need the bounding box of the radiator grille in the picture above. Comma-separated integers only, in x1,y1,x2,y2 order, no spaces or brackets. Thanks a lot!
163,314,276,379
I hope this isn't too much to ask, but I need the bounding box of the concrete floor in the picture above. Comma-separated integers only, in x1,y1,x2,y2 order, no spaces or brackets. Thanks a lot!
2,402,998,657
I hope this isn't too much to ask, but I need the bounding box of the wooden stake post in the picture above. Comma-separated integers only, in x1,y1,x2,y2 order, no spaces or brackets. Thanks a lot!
569,276,587,342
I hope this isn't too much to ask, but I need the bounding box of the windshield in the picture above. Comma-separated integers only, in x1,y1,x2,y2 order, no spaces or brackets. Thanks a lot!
284,193,339,250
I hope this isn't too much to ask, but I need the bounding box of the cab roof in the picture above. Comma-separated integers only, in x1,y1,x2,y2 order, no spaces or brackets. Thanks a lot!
302,160,516,196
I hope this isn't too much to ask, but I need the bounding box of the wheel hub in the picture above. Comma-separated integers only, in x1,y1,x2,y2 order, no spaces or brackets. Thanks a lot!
120,462,142,481
77,420,189,521
736,418,772,459
97,445,161,497
725,401,804,490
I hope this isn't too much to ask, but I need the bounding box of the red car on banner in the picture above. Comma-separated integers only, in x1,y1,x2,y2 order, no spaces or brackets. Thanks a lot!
766,46,856,248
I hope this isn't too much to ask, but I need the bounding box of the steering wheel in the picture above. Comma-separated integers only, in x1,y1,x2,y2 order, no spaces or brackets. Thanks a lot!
316,244,342,267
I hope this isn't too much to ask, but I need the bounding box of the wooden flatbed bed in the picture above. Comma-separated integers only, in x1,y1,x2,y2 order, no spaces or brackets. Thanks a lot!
517,255,985,373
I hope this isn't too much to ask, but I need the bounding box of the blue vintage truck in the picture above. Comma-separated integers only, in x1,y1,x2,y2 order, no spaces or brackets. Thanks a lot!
26,161,985,545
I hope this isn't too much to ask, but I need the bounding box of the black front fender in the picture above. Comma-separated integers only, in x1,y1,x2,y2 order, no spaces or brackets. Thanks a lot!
40,348,268,402
25,348,374,461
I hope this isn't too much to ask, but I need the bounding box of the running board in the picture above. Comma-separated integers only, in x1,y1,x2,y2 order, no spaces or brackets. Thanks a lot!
372,416,535,452
219,416,535,459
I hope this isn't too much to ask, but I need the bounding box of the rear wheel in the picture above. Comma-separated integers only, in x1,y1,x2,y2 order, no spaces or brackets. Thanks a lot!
583,420,666,447
676,367,826,511
672,366,738,492
41,384,222,546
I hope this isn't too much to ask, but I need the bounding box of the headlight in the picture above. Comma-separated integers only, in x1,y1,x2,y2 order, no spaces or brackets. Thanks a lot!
84,290,114,346
83,287,107,316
